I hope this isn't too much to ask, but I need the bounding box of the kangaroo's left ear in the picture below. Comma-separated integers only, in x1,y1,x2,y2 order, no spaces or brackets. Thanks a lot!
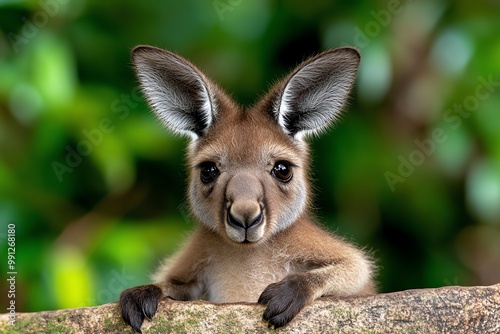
271,47,360,140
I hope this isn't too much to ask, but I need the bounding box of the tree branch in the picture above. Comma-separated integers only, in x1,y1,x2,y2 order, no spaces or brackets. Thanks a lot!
1,284,499,333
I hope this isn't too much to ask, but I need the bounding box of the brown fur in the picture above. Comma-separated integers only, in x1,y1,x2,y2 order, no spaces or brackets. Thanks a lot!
120,46,376,333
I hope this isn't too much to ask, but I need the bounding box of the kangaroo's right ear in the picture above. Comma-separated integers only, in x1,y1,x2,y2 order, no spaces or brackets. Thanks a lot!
132,46,217,140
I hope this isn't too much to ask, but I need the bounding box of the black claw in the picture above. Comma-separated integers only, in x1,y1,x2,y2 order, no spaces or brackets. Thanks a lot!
141,298,159,320
119,284,163,333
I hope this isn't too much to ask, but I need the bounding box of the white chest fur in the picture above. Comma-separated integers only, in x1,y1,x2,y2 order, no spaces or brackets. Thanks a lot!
203,246,292,303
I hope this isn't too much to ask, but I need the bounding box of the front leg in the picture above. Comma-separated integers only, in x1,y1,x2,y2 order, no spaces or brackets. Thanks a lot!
258,273,313,328
120,284,163,333
258,256,374,328
119,277,204,332
119,229,209,332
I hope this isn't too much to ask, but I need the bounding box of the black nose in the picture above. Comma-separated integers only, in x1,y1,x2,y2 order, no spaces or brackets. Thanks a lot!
227,210,263,230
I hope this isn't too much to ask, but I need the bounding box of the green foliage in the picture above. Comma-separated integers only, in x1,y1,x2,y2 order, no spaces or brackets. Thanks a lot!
0,0,499,311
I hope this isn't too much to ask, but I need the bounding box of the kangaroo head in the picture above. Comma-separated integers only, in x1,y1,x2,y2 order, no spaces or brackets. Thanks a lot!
132,46,360,245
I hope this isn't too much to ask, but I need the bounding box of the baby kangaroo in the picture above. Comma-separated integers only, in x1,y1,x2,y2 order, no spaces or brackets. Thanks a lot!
119,45,376,332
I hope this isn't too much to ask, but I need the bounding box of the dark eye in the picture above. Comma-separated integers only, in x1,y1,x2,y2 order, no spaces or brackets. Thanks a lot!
199,162,220,184
271,161,293,183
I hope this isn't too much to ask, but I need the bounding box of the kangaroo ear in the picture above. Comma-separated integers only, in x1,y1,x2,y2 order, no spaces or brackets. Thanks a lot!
132,46,217,140
272,47,360,140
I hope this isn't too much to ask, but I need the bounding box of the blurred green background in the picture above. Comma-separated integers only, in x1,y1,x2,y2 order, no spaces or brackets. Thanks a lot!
1,0,499,312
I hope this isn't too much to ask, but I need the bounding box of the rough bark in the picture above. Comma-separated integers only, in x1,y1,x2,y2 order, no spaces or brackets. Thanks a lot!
1,284,499,334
